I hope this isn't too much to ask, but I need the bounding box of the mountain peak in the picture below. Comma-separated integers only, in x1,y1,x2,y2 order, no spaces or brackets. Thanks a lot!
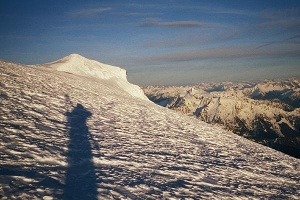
39,54,148,100
68,53,82,57
42,53,123,79
64,53,86,61
58,53,90,63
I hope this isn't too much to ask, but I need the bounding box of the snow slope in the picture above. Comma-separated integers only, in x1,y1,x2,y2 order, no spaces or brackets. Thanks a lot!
40,54,147,100
1,60,300,199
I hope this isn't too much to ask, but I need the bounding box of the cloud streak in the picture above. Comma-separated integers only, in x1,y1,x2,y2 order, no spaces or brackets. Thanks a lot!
256,34,300,49
141,29,241,49
139,45,300,64
69,7,112,16
257,8,300,32
141,35,210,48
139,18,211,28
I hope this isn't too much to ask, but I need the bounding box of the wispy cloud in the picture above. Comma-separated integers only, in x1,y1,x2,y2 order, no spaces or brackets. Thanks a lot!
126,12,144,16
142,35,209,48
256,34,300,49
141,29,240,49
288,34,300,40
139,45,300,64
258,8,300,31
139,18,211,28
195,6,256,17
69,7,112,16
260,8,300,20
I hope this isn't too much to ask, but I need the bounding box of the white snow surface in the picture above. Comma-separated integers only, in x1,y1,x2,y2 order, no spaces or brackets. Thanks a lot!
0,60,300,199
39,54,147,100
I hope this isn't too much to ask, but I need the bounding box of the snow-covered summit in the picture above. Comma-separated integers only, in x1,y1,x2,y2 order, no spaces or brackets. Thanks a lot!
42,53,126,80
40,53,147,100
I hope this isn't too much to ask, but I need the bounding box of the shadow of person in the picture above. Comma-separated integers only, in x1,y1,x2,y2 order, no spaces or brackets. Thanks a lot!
63,103,98,199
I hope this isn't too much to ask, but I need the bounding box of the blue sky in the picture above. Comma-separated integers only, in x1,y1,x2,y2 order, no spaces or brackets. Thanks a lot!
1,0,300,85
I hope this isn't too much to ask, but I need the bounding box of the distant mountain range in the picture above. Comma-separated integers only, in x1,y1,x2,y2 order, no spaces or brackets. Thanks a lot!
143,80,300,158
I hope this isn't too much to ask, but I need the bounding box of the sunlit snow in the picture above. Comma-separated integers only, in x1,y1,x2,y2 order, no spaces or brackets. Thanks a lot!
0,55,299,199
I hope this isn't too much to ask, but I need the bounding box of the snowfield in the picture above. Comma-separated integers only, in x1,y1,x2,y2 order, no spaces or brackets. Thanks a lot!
0,55,300,199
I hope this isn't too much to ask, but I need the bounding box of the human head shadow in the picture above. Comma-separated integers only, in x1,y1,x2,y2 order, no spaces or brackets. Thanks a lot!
63,103,98,200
